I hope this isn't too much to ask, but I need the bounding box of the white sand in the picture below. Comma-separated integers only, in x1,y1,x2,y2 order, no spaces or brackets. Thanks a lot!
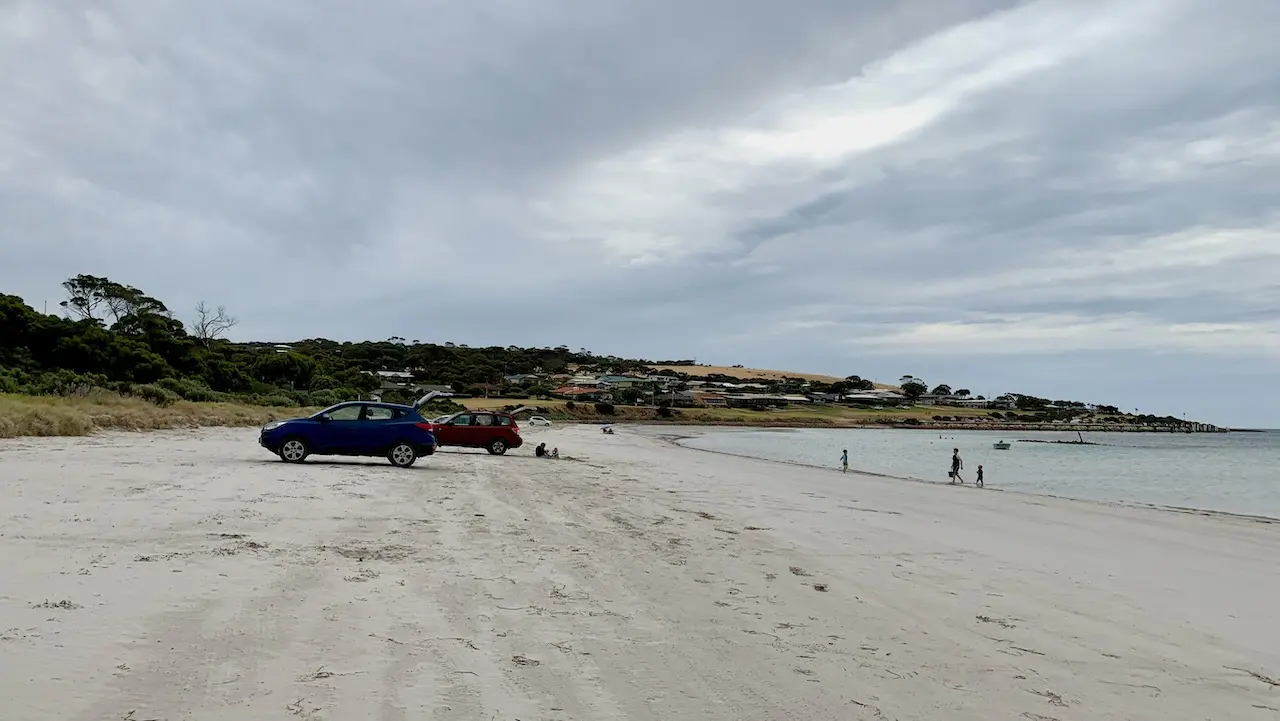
2,424,1278,720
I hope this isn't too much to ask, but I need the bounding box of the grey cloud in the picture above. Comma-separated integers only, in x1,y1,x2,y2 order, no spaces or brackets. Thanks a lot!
2,0,1280,425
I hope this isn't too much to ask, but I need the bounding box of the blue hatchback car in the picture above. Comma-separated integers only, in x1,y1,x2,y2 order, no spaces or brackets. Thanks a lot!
259,401,437,468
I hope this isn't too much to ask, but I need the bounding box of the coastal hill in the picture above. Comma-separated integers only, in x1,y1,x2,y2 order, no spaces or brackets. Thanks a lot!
1,274,1218,437
644,364,891,387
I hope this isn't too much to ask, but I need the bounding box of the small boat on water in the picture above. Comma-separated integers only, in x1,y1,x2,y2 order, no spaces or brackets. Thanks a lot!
992,441,1011,450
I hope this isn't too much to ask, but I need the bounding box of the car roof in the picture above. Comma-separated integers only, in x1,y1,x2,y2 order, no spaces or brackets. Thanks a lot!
334,401,415,410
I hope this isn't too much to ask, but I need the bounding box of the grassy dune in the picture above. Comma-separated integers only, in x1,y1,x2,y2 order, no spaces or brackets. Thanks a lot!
0,392,312,439
640,365,849,383
459,397,994,426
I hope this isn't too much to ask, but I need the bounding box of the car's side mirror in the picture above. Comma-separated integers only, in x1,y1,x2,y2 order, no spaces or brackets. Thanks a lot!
318,413,332,423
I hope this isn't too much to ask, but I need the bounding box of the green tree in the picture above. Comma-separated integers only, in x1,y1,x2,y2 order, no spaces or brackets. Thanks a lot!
252,352,316,389
901,381,928,400
59,274,168,324
844,375,875,391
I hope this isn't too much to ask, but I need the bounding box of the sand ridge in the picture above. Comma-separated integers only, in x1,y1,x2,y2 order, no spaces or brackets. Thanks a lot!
1,425,1277,719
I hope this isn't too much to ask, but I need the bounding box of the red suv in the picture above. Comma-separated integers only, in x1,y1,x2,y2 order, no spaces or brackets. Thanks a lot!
430,411,524,455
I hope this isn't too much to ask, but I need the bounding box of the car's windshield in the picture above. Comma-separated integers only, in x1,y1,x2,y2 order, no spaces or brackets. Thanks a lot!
313,403,345,418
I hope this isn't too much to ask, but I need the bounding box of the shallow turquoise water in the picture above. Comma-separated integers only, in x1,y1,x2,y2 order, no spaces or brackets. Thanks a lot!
676,428,1280,518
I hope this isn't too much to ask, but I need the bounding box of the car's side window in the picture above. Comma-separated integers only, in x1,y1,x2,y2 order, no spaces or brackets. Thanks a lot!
474,414,493,427
496,416,512,426
450,414,472,426
328,405,362,421
365,406,395,421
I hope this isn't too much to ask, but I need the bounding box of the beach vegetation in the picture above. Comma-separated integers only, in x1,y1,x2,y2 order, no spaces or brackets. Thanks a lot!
0,274,1208,438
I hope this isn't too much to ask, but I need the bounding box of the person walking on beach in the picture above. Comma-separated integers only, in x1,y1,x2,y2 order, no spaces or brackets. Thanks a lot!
950,448,964,484
840,449,849,473
976,464,984,488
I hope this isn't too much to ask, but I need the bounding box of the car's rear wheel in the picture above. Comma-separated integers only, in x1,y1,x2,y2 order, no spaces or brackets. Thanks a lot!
487,438,508,456
388,442,417,468
279,437,309,463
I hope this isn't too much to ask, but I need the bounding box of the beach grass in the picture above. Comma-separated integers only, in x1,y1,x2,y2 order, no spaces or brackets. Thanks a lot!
0,392,1038,440
0,391,313,439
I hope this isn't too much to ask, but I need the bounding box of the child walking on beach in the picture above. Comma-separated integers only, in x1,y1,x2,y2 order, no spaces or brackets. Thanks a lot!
840,449,848,473
976,464,984,488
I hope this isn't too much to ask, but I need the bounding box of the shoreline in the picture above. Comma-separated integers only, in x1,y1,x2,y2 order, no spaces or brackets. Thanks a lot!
648,424,1280,526
564,417,1228,433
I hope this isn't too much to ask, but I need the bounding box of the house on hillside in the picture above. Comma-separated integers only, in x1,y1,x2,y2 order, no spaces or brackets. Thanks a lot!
668,390,701,407
724,393,810,409
597,375,647,388
843,389,907,406
371,370,415,392
719,382,771,391
554,386,609,401
368,370,454,395
945,397,991,408
697,392,728,408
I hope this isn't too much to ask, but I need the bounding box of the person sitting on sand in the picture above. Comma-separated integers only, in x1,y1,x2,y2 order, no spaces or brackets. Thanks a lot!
950,448,964,484
535,442,547,458
976,464,984,488
840,449,848,473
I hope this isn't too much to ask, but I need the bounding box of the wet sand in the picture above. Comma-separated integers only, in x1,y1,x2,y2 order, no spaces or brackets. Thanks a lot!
1,424,1277,720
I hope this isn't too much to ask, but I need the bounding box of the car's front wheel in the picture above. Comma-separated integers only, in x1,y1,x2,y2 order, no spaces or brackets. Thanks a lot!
388,442,418,468
487,438,508,456
279,437,309,463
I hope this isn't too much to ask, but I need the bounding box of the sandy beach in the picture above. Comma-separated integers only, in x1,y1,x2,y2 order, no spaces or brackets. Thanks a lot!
2,424,1277,720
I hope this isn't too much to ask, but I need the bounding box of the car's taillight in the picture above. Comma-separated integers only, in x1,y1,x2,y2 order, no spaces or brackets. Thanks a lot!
415,422,433,433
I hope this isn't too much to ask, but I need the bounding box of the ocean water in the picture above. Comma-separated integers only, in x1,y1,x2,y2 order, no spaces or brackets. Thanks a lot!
676,428,1280,519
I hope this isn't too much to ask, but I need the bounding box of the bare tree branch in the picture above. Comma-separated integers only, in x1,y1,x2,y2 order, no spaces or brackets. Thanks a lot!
190,301,238,348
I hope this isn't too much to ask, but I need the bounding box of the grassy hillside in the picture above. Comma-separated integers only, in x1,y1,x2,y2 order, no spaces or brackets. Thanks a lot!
459,397,994,426
643,364,849,384
0,392,311,439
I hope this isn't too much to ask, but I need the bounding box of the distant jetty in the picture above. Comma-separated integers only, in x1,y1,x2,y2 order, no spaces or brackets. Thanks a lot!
1017,432,1101,446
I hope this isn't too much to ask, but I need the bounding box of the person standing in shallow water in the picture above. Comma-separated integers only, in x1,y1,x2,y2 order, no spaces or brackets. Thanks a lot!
950,448,964,484
840,449,848,473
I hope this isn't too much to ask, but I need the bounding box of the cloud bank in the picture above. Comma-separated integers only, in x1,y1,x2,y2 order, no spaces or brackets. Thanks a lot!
3,0,1279,425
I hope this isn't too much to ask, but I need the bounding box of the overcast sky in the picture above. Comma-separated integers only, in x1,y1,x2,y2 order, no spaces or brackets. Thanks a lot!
3,1,1279,426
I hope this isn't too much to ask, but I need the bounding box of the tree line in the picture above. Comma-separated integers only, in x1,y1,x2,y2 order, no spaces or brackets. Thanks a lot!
0,275,715,408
